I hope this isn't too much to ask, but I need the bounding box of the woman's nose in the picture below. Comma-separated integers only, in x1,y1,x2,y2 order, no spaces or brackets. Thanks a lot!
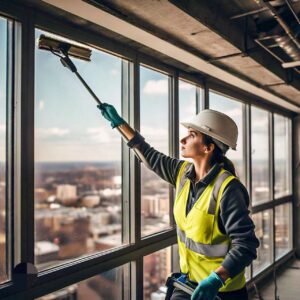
180,136,186,144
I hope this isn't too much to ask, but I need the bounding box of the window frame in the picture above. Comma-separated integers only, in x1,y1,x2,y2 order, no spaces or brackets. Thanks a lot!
0,2,296,299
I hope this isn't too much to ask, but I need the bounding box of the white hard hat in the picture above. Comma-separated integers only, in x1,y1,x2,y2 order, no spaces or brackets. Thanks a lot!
181,109,238,150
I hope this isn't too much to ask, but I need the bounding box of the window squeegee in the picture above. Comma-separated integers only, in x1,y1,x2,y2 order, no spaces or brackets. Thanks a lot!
38,34,125,137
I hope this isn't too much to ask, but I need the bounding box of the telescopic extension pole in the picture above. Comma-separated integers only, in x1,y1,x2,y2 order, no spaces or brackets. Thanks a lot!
38,34,125,138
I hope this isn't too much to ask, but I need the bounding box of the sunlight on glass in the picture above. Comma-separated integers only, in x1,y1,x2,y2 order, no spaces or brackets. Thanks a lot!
140,66,170,237
274,114,291,198
35,29,126,270
251,106,270,205
252,210,272,275
275,203,292,259
0,17,8,283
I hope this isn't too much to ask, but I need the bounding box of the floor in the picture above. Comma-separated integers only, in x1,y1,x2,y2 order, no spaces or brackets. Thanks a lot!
249,259,300,300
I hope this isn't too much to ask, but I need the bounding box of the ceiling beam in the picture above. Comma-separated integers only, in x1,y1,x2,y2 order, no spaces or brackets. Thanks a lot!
41,0,300,112
170,0,300,96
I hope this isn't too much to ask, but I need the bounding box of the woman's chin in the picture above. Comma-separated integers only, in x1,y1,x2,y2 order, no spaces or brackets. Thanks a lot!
181,152,188,158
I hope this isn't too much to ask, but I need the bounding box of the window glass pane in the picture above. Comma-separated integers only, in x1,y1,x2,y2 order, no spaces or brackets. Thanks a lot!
252,210,272,275
275,203,292,259
0,17,8,283
179,79,197,160
251,106,270,205
37,264,128,300
35,29,126,270
274,114,291,198
140,66,170,236
144,247,172,300
209,91,246,185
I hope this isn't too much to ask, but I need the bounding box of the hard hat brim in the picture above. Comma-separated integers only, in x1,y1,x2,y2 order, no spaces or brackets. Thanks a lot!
180,121,237,150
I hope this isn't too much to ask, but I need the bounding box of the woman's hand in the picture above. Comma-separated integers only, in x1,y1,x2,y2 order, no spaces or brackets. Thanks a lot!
191,272,223,300
97,103,125,128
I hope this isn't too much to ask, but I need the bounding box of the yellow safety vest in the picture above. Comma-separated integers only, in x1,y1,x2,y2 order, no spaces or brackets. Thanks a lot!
173,161,246,292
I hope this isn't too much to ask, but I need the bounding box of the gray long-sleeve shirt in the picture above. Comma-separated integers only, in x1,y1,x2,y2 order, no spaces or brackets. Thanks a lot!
128,131,259,278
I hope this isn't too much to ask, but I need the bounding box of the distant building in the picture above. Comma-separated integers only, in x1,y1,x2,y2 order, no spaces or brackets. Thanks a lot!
35,241,59,264
95,233,121,251
80,194,101,208
142,194,169,218
56,184,77,205
35,188,48,203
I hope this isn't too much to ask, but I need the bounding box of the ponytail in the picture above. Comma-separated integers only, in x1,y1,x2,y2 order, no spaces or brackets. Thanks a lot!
202,134,238,178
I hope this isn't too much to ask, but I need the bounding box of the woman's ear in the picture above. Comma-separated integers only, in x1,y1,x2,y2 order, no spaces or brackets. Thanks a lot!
205,143,215,154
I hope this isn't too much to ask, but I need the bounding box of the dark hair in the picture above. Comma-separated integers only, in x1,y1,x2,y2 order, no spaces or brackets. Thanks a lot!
202,134,237,177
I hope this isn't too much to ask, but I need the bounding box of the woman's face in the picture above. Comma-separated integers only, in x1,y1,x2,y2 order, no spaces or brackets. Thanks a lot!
180,128,210,159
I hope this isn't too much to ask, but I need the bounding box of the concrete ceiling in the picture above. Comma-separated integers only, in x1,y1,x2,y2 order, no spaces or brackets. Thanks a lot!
16,0,300,112
84,0,300,109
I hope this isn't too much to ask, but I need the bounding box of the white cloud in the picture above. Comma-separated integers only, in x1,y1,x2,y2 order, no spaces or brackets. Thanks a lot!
225,108,242,118
140,126,168,137
36,127,70,139
0,124,5,133
179,81,195,91
110,69,119,76
86,127,119,143
38,100,45,110
143,79,168,95
180,100,196,118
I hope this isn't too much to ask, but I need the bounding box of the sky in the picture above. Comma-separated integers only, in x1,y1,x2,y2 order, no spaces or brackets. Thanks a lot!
0,24,290,163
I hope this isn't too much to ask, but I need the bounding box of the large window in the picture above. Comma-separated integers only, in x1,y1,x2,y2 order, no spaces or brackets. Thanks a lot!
37,265,128,300
144,247,171,300
140,66,170,236
275,203,292,259
0,17,8,284
209,91,246,184
0,4,295,298
251,106,270,205
274,114,292,198
252,210,272,275
35,30,127,270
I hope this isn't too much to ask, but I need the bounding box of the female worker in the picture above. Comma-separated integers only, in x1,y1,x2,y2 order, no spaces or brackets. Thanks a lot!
97,103,259,300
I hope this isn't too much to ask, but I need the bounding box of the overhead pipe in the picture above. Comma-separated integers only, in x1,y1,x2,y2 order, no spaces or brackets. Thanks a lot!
263,0,300,50
285,0,300,25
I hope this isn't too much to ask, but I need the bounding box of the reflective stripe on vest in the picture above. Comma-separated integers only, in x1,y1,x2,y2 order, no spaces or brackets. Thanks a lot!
208,171,232,215
177,226,229,257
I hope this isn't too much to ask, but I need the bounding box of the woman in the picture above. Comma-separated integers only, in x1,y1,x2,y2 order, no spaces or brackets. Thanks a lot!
98,103,259,300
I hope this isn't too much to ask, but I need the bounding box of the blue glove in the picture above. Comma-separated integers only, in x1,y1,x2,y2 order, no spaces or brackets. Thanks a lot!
191,272,223,300
97,103,125,128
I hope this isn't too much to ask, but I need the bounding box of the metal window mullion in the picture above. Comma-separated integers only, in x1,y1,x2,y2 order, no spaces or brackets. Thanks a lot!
121,59,131,246
202,79,209,110
130,54,142,300
245,103,254,279
121,58,132,300
196,85,201,113
169,72,178,229
11,11,35,272
287,117,293,253
270,113,276,265
6,17,15,281
290,117,295,252
132,258,143,300
247,104,254,279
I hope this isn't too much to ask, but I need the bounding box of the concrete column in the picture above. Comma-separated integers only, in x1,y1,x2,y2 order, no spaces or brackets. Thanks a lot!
294,115,300,257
